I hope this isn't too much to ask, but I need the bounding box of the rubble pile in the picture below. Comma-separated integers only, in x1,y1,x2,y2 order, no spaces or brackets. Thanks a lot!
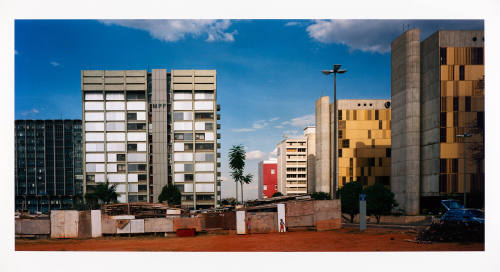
417,222,484,243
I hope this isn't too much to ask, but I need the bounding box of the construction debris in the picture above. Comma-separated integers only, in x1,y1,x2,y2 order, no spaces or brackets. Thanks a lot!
102,202,180,218
417,222,484,243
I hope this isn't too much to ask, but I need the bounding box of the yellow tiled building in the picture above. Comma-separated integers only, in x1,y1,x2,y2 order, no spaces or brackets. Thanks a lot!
337,100,392,187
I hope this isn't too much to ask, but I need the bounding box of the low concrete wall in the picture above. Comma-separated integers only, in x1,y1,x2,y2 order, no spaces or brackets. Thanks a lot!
51,210,91,239
91,210,102,238
101,215,117,234
173,217,205,232
286,201,315,228
144,218,174,233
248,212,277,233
130,219,144,234
15,219,50,235
314,200,342,231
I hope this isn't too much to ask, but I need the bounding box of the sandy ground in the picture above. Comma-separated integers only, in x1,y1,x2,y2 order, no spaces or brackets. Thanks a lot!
15,227,483,252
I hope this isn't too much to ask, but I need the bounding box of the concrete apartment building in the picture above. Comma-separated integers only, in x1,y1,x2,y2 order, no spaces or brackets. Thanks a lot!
257,158,278,199
276,129,312,195
315,98,392,195
391,29,484,215
81,69,221,209
15,120,83,213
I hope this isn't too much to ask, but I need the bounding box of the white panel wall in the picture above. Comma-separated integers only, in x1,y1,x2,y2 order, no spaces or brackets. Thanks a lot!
86,163,105,172
195,173,214,182
174,153,193,161
195,93,214,100
107,164,117,173
184,184,194,193
86,133,104,142
195,163,214,171
86,153,105,162
116,184,127,193
85,93,103,100
117,194,127,203
85,122,104,132
137,143,147,152
174,174,185,182
86,143,104,152
174,122,193,131
108,174,126,182
106,133,125,142
128,153,146,162
106,102,125,110
127,132,146,141
85,102,104,111
173,101,192,110
128,184,138,193
196,184,215,192
174,164,184,172
205,132,214,141
195,122,205,130
106,112,125,121
85,112,104,121
127,101,146,110
107,154,117,162
107,143,125,152
128,174,138,182
95,174,106,183
106,92,125,100
174,93,193,100
194,101,213,110
174,143,184,151
136,112,146,120
106,122,125,131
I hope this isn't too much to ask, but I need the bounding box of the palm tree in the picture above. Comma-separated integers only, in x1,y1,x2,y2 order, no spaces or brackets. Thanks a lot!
229,145,250,204
85,180,118,208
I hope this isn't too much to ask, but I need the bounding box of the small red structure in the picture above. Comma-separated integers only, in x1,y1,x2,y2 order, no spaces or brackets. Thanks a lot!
176,228,196,237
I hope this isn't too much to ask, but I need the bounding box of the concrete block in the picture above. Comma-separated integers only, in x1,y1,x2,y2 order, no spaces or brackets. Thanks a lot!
78,211,92,239
286,215,315,227
15,219,22,234
111,215,135,220
285,201,314,217
18,219,50,235
130,219,144,233
116,220,131,234
236,211,246,234
167,209,181,215
248,212,277,233
173,217,204,232
144,218,173,233
277,203,286,232
50,210,91,239
101,216,117,234
91,210,102,238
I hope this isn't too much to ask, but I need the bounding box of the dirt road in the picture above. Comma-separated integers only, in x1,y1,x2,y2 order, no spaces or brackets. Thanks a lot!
15,228,483,251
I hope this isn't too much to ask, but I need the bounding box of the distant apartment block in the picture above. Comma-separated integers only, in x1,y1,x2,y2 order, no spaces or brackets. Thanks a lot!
258,158,278,199
391,29,484,215
81,69,221,209
315,98,392,195
15,120,83,213
276,134,309,195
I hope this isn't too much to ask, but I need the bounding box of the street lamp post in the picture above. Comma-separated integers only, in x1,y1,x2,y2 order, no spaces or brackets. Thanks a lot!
457,133,472,208
322,64,347,198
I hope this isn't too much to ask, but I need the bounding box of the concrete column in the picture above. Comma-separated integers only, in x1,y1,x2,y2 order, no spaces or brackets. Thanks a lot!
315,96,331,193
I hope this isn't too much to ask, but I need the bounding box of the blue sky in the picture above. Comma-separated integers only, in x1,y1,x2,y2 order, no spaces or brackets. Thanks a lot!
15,19,483,200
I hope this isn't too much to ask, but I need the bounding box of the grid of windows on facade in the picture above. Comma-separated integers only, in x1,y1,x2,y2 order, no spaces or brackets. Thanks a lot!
15,120,83,214
171,70,220,209
284,140,307,195
439,47,484,195
82,70,149,204
337,107,391,188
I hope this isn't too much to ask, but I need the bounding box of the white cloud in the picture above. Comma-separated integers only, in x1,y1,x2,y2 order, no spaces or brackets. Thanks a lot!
282,129,302,138
233,119,269,132
246,150,267,161
274,125,284,129
290,114,315,127
281,121,290,125
50,61,60,67
20,108,40,116
268,148,278,159
269,117,279,122
306,19,484,53
232,128,255,132
100,19,237,42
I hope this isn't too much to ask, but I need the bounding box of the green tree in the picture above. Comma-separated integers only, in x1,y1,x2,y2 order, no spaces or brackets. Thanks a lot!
364,183,398,224
85,180,118,208
229,145,252,204
272,192,283,197
221,197,236,205
311,192,331,200
158,183,181,206
336,181,362,223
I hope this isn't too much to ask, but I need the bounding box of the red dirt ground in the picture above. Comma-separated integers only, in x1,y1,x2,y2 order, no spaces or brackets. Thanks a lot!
15,228,483,252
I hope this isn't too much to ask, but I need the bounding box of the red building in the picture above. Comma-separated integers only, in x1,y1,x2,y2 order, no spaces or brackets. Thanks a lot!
258,159,278,199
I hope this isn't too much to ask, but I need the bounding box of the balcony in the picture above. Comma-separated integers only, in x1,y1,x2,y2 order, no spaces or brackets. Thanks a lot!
217,104,221,111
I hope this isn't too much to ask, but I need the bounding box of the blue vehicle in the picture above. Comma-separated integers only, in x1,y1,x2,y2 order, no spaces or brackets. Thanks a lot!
441,199,464,211
440,208,485,224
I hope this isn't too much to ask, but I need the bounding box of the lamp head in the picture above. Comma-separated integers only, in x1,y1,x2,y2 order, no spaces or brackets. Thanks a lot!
322,70,333,75
334,64,342,71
